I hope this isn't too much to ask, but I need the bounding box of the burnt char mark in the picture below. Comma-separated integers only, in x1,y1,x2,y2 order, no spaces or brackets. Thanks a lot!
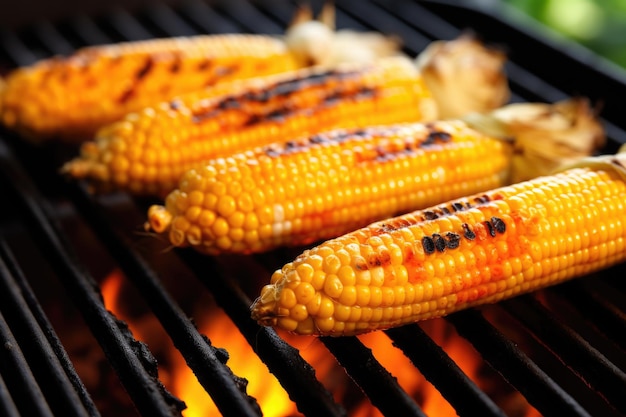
118,57,154,103
191,69,368,126
432,234,447,252
169,99,183,110
197,59,212,71
491,217,506,234
136,57,154,80
462,223,476,240
422,236,436,255
423,210,439,221
452,202,464,212
263,129,371,157
422,129,452,146
217,96,241,110
445,232,461,249
474,194,491,205
169,55,182,73
485,220,496,237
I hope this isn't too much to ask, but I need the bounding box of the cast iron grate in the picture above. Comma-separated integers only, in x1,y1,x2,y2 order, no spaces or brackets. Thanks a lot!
1,1,626,416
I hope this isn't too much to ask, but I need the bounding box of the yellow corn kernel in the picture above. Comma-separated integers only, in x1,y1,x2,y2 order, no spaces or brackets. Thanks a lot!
251,151,626,335
61,34,510,196
144,98,603,255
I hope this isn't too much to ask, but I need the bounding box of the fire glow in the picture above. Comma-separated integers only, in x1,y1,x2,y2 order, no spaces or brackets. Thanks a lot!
99,268,541,417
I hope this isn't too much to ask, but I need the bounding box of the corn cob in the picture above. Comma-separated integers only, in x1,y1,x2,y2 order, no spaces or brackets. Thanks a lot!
0,4,399,142
250,148,626,336
62,34,509,196
145,98,603,255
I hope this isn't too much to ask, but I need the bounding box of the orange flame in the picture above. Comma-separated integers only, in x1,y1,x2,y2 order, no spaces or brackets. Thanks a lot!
99,269,541,417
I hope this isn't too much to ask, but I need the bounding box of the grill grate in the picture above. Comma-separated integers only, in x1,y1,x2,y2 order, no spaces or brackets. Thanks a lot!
1,1,626,416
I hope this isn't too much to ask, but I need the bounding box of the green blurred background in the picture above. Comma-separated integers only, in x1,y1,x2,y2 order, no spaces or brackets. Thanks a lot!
501,0,626,68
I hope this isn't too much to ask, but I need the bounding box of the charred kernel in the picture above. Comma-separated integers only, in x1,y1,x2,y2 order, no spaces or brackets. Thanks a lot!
432,233,447,252
491,216,506,234
452,202,464,212
485,220,496,237
462,223,476,240
422,236,436,254
445,232,461,249
424,210,438,220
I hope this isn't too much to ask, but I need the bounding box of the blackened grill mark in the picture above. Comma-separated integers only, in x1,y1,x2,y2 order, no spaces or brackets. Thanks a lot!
263,129,371,157
491,217,506,234
191,68,368,126
485,220,496,237
474,195,491,205
217,97,241,110
197,59,212,71
136,57,154,80
422,130,452,146
423,211,438,221
452,202,464,212
169,56,182,73
445,232,461,249
169,99,183,110
462,223,476,240
118,57,154,103
432,234,446,252
422,236,436,254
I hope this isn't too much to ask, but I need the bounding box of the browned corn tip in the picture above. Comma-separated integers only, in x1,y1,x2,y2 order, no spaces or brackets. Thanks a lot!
250,152,626,336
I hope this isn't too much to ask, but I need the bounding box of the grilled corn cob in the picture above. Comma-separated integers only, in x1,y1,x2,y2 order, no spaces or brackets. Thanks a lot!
145,98,603,255
62,34,509,196
0,4,399,141
250,148,626,336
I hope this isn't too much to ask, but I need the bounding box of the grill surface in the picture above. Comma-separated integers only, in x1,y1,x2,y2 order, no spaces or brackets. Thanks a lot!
1,1,626,417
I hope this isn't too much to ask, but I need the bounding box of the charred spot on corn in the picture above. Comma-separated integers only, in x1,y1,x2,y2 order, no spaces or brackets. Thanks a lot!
136,57,155,80
491,216,506,234
421,236,436,254
444,232,461,249
422,230,463,254
422,129,452,146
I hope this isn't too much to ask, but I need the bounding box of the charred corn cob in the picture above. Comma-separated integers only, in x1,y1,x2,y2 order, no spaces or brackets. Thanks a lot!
145,98,603,255
250,148,626,336
0,4,399,141
62,34,509,196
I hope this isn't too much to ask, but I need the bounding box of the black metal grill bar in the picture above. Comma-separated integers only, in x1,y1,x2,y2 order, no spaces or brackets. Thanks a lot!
101,9,154,41
321,336,427,417
0,140,184,417
0,371,20,417
63,181,263,417
556,277,626,351
501,295,626,414
0,240,99,417
179,249,347,417
66,15,113,46
141,2,201,37
448,310,592,417
215,0,286,34
0,310,55,417
177,0,242,34
385,324,507,417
